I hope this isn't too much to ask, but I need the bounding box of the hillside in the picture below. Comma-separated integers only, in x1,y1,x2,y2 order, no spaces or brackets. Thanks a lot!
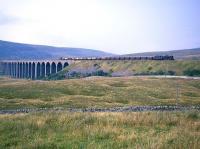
0,40,114,60
124,48,200,60
47,60,200,80
1,40,200,60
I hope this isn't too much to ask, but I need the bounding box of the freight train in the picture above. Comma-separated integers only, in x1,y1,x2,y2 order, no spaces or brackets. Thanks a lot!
60,55,174,61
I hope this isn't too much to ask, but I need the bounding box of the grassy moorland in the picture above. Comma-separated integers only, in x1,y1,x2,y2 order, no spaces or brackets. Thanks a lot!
0,77,200,110
0,111,199,149
0,77,199,149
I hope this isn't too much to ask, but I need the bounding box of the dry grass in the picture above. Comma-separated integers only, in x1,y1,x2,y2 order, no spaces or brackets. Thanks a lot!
0,77,200,110
0,111,199,148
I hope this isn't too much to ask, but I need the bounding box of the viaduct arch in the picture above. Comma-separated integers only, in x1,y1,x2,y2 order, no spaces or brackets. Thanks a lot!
0,60,70,80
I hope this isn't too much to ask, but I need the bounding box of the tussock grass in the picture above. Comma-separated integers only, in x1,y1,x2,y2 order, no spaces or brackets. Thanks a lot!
0,77,200,109
0,111,199,148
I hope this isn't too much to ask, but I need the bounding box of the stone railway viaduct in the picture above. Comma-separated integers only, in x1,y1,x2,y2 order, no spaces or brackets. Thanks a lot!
0,60,71,79
0,56,174,79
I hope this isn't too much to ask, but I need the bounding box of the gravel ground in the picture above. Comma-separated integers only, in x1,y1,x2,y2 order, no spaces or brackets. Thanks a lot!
0,105,200,114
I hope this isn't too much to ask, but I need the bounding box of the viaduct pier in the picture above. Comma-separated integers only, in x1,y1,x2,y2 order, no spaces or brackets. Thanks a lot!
0,60,71,79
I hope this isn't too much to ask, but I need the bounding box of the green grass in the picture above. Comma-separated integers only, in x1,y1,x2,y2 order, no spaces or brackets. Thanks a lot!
0,77,200,110
0,111,199,149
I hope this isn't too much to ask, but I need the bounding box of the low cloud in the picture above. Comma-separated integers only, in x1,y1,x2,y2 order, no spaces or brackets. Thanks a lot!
0,11,19,25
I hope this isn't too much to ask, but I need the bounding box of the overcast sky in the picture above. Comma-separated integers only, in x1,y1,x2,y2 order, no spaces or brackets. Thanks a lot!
0,0,200,54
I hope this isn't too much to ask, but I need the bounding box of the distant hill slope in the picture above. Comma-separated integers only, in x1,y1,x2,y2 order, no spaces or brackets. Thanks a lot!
124,48,200,60
0,40,115,60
